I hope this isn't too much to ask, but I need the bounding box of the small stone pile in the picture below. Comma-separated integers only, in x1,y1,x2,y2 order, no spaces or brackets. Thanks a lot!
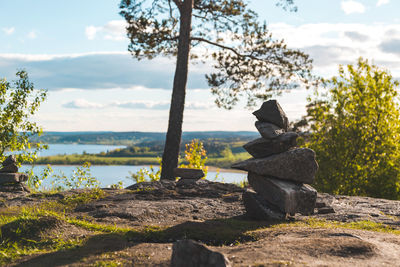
174,167,205,186
0,155,29,192
232,100,319,219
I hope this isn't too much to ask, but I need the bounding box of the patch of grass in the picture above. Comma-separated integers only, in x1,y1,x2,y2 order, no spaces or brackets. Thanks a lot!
85,250,130,267
0,209,84,265
273,218,400,235
127,187,157,194
59,188,107,209
67,218,130,234
92,260,124,267
0,203,136,264
0,236,82,265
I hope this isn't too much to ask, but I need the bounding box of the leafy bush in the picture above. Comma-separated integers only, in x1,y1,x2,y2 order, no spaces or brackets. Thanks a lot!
305,58,400,199
129,139,208,183
26,162,100,191
0,70,47,164
129,158,162,183
179,139,208,177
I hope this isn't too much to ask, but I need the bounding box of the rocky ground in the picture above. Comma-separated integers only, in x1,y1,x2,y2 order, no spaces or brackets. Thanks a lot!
1,180,400,266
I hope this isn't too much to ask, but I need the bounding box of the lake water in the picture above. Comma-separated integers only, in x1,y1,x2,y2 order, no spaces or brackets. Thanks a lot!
20,165,247,189
20,144,247,188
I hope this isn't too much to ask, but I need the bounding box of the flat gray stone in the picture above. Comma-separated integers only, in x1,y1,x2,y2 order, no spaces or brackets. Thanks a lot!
231,148,318,184
253,100,289,130
242,189,286,220
0,163,18,173
243,132,298,158
248,172,317,215
0,173,28,184
171,239,231,267
177,178,207,187
255,121,285,139
0,182,30,192
174,168,205,179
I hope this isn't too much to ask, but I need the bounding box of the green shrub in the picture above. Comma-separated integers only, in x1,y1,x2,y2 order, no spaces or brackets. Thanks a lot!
0,70,47,165
305,58,400,199
26,162,100,191
129,139,209,183
179,139,208,177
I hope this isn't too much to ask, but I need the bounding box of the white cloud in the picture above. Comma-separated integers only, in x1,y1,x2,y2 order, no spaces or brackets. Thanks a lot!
62,99,215,110
185,102,215,110
62,99,105,109
110,100,170,109
27,31,37,39
85,26,99,40
85,20,126,41
341,1,366,14
0,51,128,62
108,100,214,110
377,0,390,7
2,27,15,35
268,22,400,78
0,52,208,90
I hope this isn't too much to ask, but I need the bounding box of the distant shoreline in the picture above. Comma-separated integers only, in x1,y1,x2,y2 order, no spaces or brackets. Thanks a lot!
25,163,246,173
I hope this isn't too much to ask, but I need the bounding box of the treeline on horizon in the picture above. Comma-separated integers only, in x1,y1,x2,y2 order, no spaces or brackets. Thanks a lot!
33,131,257,168
32,131,259,146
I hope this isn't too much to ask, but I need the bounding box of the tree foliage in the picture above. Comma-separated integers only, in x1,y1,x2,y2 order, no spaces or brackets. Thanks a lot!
0,70,47,165
129,139,208,182
305,58,400,199
180,139,208,176
120,0,314,179
120,0,312,108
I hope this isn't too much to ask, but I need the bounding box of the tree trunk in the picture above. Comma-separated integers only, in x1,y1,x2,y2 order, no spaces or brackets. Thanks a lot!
161,0,193,180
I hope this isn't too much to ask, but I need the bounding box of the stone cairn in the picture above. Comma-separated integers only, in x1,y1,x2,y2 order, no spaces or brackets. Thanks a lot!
173,167,205,186
0,155,30,192
232,100,319,219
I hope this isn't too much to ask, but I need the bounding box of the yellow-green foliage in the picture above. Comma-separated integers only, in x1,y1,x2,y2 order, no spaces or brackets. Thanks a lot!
306,58,400,199
129,139,209,182
180,139,208,177
129,158,162,183
0,71,47,165
26,162,101,192
0,207,83,264
59,188,107,209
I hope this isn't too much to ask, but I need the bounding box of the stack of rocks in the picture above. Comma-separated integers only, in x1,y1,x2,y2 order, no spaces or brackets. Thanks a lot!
0,155,29,192
232,100,318,219
174,167,205,186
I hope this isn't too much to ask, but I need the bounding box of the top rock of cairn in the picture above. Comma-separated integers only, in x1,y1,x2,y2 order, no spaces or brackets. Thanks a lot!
0,155,18,173
252,100,289,131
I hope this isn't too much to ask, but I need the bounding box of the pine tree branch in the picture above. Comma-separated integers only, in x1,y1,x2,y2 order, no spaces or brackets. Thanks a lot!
190,37,259,60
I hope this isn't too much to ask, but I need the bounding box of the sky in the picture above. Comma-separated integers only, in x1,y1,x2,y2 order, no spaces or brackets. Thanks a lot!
1,0,399,132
